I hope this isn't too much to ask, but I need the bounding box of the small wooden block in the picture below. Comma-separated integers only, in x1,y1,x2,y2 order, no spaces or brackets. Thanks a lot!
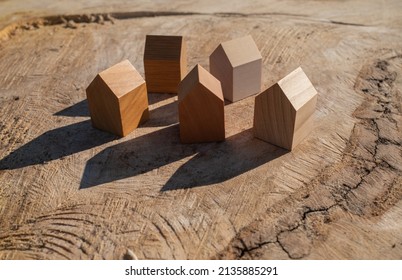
86,60,149,137
210,35,262,102
144,35,187,94
178,64,225,143
253,67,318,150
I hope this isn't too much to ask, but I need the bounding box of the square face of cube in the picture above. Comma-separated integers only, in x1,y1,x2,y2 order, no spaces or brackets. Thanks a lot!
144,35,187,93
144,60,183,93
232,59,262,102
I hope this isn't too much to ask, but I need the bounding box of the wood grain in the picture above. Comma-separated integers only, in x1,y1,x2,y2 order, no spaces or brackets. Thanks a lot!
254,67,318,150
0,0,401,260
178,64,225,143
210,35,262,102
86,60,149,137
144,35,187,93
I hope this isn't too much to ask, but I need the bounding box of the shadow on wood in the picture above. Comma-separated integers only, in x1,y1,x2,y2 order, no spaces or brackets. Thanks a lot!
161,129,287,191
86,59,149,137
54,99,89,117
142,100,179,127
53,92,171,118
80,124,196,189
80,127,287,190
148,92,176,105
0,120,115,170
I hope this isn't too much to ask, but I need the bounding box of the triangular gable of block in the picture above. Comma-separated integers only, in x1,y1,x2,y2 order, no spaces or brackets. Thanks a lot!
86,75,124,135
87,74,118,103
179,64,223,103
254,84,296,149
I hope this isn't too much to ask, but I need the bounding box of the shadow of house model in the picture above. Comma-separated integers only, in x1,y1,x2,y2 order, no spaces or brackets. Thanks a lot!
254,67,318,150
209,35,262,102
178,64,225,144
86,59,149,137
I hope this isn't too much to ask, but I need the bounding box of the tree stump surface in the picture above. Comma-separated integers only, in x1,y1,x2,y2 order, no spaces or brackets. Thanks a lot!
0,0,401,259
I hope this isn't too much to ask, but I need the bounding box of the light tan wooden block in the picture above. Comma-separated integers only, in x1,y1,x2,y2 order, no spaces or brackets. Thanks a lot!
253,67,318,150
86,60,149,137
178,64,225,143
209,35,262,102
144,35,187,94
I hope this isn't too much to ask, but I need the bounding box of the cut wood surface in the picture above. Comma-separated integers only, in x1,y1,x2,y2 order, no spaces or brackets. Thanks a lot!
0,0,402,260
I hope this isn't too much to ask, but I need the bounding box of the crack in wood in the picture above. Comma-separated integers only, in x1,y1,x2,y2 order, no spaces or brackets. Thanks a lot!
215,55,402,260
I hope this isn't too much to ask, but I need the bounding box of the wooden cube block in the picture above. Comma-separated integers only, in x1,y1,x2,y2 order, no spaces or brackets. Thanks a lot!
178,64,225,143
144,35,187,94
210,35,262,102
253,67,318,150
86,60,149,137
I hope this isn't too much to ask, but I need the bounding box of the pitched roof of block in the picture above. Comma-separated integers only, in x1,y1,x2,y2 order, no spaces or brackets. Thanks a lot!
99,60,145,98
277,67,318,110
218,35,262,68
179,64,223,103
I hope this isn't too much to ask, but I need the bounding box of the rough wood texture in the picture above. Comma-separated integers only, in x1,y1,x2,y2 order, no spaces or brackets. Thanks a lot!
86,59,149,137
254,67,318,150
210,35,262,102
0,0,402,260
144,35,187,93
178,64,225,143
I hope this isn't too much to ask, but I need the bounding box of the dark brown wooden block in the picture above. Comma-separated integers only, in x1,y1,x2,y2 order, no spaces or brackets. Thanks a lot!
86,60,149,137
178,64,225,143
144,35,187,94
